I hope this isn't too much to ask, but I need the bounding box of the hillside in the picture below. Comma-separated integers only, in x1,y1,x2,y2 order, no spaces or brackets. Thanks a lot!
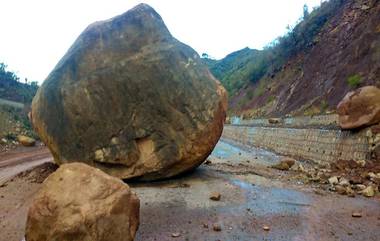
0,63,39,150
0,63,38,103
205,48,261,93
205,0,380,117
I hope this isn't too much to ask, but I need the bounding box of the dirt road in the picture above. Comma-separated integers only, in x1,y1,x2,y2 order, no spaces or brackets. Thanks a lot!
0,146,52,184
0,141,379,241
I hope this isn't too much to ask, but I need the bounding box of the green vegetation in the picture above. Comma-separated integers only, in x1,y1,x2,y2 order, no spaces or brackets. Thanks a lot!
0,62,39,140
0,62,39,103
203,0,345,96
347,74,362,88
267,96,276,103
0,102,38,139
320,100,329,112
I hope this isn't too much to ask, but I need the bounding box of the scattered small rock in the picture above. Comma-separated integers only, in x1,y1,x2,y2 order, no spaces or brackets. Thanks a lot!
339,177,350,186
202,223,208,228
268,118,281,124
204,160,212,165
271,162,290,171
355,184,366,191
328,176,339,185
171,232,181,238
368,172,377,179
361,186,375,197
263,225,270,231
361,4,370,10
355,160,366,167
352,212,362,218
349,176,363,184
213,223,222,232
346,187,356,197
210,192,221,201
281,157,296,168
178,183,190,188
335,185,347,195
17,135,36,147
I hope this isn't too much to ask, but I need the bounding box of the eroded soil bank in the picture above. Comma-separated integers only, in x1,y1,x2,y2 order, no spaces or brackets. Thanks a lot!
1,141,379,241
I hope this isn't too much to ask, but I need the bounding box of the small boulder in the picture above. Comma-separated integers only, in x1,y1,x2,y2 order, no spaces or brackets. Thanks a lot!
271,161,290,171
280,157,296,168
25,163,140,241
335,185,347,195
268,118,281,124
337,86,380,129
213,223,222,232
328,176,339,185
271,157,296,171
209,192,221,201
17,135,36,147
355,184,366,191
339,177,350,186
361,185,375,197
263,225,270,231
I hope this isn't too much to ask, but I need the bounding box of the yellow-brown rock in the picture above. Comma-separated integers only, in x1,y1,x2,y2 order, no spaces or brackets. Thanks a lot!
337,86,380,129
25,163,140,241
31,4,227,180
17,135,36,147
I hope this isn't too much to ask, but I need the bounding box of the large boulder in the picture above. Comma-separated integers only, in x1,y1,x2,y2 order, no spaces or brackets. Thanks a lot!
25,163,140,241
31,4,227,180
337,86,380,129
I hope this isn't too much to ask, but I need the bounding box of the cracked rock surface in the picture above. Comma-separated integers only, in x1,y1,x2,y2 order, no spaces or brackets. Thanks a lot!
31,4,227,180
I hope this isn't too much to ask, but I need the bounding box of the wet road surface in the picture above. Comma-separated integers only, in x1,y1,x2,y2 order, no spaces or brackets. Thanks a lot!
132,140,380,241
0,140,379,241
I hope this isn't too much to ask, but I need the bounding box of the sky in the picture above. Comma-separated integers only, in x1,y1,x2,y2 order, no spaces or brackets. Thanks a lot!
0,0,322,83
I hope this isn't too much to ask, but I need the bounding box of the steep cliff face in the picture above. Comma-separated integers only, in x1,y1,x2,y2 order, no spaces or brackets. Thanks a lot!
221,0,380,117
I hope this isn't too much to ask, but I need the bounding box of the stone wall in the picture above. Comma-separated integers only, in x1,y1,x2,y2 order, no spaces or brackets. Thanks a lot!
222,125,371,165
231,114,339,128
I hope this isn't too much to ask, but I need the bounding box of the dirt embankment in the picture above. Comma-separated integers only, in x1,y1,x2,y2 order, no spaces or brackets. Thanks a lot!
232,0,380,117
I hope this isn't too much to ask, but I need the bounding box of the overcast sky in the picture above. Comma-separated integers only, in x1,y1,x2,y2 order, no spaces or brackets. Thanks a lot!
0,0,322,83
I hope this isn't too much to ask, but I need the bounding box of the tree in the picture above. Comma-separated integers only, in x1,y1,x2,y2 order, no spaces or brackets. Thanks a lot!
0,62,19,83
201,53,209,58
303,4,309,19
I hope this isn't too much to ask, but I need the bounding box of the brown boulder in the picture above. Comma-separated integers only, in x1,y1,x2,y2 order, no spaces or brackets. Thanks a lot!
25,163,140,241
31,4,227,180
337,86,380,129
17,135,36,147
280,157,296,168
268,118,281,124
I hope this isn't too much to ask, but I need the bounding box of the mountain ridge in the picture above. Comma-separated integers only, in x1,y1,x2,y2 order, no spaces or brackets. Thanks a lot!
204,0,380,118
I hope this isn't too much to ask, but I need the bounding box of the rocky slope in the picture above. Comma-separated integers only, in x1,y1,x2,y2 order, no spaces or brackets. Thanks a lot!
208,0,380,118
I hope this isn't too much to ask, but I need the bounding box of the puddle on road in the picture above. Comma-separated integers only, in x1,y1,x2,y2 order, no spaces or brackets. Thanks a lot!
210,140,311,215
211,140,280,166
230,179,312,216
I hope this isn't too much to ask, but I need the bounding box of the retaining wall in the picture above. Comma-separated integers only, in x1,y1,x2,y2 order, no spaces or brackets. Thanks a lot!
222,125,371,165
231,114,339,128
